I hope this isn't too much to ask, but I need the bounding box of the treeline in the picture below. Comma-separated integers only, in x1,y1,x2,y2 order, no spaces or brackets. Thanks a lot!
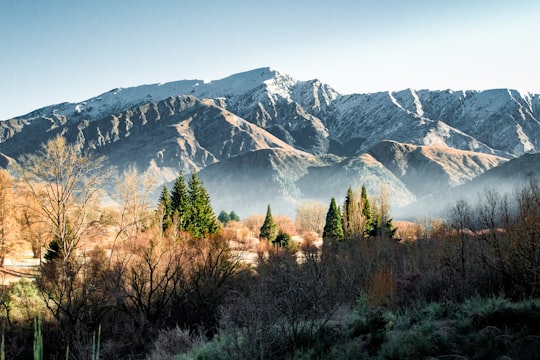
0,134,540,359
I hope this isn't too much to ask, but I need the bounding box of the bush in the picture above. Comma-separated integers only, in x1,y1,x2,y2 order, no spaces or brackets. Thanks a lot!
147,326,198,360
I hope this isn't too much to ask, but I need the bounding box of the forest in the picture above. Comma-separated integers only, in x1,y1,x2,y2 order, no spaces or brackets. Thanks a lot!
1,135,540,359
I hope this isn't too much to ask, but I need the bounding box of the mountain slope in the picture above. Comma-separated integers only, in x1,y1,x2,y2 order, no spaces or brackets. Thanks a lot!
2,68,540,217
367,140,508,197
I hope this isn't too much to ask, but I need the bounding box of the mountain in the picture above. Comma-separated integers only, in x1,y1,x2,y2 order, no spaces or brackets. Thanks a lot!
398,153,540,220
367,140,507,197
2,67,539,217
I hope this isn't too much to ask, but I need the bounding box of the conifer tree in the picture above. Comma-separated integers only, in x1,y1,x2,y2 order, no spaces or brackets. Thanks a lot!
260,204,277,242
218,210,231,225
170,171,189,229
323,198,344,244
361,185,375,237
158,185,173,230
229,211,240,222
186,172,219,238
273,229,293,250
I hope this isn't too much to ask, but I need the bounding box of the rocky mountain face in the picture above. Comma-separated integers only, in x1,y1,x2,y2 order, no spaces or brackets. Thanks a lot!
2,67,539,217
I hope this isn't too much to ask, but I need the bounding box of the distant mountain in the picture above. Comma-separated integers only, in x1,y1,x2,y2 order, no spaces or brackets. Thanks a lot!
367,140,507,197
2,67,539,217
398,153,540,220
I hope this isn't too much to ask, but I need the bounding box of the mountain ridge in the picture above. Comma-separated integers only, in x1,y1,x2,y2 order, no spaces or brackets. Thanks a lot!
2,67,539,217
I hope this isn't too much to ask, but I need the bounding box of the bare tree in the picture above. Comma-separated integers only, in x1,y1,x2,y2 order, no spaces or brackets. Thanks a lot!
109,166,155,261
18,135,111,348
19,135,107,262
295,201,327,235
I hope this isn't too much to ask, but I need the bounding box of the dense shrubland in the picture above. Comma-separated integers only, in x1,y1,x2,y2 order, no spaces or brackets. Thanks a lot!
0,135,539,359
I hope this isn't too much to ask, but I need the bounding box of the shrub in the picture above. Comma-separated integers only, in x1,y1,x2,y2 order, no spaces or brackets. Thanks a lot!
147,326,198,360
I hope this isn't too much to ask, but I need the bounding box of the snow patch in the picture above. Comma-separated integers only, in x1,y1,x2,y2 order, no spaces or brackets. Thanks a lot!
411,89,424,117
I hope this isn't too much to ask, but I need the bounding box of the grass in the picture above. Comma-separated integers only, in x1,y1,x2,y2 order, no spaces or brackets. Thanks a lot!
176,296,540,359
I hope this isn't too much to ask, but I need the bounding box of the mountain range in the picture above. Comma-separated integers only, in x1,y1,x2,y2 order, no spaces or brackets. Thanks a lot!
1,67,539,218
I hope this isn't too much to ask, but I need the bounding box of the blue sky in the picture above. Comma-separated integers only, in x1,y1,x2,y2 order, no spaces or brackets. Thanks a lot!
1,0,539,119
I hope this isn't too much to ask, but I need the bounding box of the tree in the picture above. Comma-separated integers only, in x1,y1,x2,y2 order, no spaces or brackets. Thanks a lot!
229,211,240,222
170,171,189,230
371,185,396,239
19,135,110,346
343,187,364,240
295,201,326,235
273,229,293,250
361,185,375,237
0,170,20,267
158,186,173,230
260,204,277,243
111,166,156,258
19,135,106,263
218,210,231,225
323,198,344,244
186,172,219,238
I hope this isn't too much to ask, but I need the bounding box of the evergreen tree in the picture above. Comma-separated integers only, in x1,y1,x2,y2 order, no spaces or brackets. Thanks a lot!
260,204,277,242
384,218,397,238
361,185,375,237
186,172,220,238
170,171,189,230
218,210,231,225
229,211,240,222
158,185,173,230
273,229,293,250
323,198,344,244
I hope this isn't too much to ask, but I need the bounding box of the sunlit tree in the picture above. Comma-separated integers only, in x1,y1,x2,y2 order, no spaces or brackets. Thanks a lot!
19,135,106,262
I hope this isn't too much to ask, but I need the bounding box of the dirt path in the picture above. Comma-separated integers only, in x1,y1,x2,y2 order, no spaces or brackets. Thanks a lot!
0,253,39,285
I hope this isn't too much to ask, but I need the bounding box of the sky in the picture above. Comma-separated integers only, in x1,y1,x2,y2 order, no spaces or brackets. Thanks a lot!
1,0,539,120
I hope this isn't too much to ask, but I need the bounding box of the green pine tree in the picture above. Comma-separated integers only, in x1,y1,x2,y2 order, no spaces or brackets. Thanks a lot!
384,218,397,238
218,210,231,225
170,171,189,230
158,185,173,230
186,172,220,238
361,185,375,237
229,210,240,222
323,198,344,244
260,204,277,242
273,229,293,250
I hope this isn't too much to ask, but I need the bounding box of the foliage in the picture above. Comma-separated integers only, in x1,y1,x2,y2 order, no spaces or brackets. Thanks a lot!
157,185,173,230
147,326,198,359
217,210,231,225
186,172,220,238
260,204,277,242
170,170,189,228
166,171,220,238
323,197,344,244
272,229,293,250
229,211,240,222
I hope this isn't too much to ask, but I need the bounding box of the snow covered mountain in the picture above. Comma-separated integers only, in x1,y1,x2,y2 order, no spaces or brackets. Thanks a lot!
1,67,539,216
